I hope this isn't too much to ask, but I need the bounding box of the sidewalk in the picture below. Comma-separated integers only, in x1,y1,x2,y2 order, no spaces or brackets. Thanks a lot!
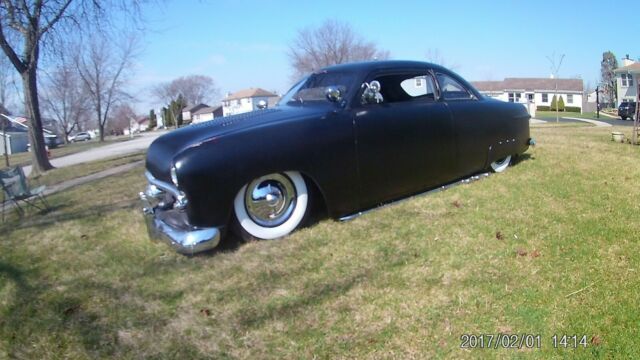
23,131,163,177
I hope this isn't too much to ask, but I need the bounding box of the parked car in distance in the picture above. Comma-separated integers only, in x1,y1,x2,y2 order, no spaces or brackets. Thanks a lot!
71,132,91,142
618,101,636,120
140,60,533,254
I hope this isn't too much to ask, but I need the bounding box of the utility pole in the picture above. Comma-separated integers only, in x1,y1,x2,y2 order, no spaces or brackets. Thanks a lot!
1,114,12,167
1,116,8,167
633,83,639,145
547,53,565,123
596,86,600,119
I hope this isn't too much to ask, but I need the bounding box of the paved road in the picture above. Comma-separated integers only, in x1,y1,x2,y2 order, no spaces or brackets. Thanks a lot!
536,115,635,127
24,131,165,176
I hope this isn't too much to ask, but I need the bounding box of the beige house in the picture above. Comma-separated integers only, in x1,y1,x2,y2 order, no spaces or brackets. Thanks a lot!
192,105,223,124
181,104,209,123
222,88,279,116
614,56,639,106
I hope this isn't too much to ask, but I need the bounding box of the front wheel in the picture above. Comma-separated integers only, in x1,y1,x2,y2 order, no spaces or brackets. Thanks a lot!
490,155,512,173
233,171,309,241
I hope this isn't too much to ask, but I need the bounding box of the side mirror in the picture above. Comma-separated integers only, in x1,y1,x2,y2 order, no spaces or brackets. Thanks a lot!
257,100,268,109
325,87,342,102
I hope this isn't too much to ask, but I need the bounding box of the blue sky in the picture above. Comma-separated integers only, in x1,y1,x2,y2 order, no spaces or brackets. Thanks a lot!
134,0,636,110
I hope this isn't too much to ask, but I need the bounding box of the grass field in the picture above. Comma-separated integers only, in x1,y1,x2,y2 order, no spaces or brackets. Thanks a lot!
1,125,639,359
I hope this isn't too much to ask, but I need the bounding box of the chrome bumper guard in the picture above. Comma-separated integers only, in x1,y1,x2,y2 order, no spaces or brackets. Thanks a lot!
140,173,220,255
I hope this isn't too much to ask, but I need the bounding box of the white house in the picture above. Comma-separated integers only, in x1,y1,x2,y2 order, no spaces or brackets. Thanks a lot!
182,104,209,123
222,88,279,116
192,105,223,123
472,78,584,112
614,55,639,106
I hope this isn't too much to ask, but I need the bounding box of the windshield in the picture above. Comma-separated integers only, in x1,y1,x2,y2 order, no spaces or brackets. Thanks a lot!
278,71,356,105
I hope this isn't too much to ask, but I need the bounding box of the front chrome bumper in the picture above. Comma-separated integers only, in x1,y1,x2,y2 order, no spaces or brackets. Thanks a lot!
140,173,220,255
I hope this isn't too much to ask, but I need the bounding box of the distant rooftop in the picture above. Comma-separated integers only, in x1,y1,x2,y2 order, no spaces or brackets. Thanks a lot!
472,78,583,92
614,62,640,74
223,88,278,101
192,105,222,115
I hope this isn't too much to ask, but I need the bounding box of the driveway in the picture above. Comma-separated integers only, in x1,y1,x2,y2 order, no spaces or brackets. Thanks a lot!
24,131,165,176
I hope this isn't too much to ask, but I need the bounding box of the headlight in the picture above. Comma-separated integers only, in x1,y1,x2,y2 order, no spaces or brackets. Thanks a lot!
170,166,179,187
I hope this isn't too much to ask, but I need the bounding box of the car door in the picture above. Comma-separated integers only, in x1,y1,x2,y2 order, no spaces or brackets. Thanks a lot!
354,70,456,209
435,72,496,177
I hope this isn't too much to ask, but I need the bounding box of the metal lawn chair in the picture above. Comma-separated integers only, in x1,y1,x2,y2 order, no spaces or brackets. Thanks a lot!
0,166,49,221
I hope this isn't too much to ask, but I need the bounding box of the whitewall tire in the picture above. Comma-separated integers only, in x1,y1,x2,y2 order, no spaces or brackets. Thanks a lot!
490,155,512,173
233,171,308,240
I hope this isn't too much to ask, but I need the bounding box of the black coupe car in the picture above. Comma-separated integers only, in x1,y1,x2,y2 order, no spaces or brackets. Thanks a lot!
140,60,532,254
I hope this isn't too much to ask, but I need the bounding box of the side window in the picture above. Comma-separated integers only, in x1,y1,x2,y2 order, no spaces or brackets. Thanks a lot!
362,73,436,105
436,73,473,101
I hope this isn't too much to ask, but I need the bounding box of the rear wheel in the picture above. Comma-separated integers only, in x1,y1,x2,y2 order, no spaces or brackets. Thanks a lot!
232,171,309,241
490,155,511,173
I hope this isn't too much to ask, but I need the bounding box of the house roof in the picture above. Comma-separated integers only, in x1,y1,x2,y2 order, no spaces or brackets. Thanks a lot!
192,105,222,115
614,62,640,74
183,103,209,113
223,88,278,101
472,78,583,92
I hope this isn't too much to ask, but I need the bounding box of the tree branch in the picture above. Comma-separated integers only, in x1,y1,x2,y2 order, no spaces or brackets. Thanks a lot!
0,23,26,72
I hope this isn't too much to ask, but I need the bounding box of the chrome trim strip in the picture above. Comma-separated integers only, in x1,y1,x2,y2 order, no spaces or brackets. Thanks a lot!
140,192,220,255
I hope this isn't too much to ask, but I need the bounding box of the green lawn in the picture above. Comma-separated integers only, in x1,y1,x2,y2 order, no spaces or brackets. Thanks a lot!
1,125,639,359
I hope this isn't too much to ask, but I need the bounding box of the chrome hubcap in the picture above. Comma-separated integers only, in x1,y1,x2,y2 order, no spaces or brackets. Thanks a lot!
245,173,297,227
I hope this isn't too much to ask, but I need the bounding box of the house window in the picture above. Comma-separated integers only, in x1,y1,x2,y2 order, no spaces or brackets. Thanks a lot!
527,94,534,101
508,93,521,102
415,78,423,87
567,94,573,104
542,93,548,102
621,73,633,87
236,99,241,105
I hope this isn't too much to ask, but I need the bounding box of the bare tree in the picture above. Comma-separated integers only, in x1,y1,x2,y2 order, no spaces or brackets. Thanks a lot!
108,102,136,136
76,35,136,141
288,19,390,80
0,49,18,112
40,60,89,143
546,52,565,123
0,0,144,174
425,48,460,71
152,75,219,106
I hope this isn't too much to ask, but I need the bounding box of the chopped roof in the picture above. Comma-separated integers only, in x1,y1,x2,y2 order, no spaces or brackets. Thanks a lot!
472,78,583,92
223,88,278,101
614,62,640,74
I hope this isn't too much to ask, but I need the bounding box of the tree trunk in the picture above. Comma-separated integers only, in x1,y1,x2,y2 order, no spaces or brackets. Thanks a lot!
99,122,105,141
22,66,54,175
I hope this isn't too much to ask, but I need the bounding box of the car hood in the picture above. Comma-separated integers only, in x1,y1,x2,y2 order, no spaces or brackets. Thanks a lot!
145,106,326,182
